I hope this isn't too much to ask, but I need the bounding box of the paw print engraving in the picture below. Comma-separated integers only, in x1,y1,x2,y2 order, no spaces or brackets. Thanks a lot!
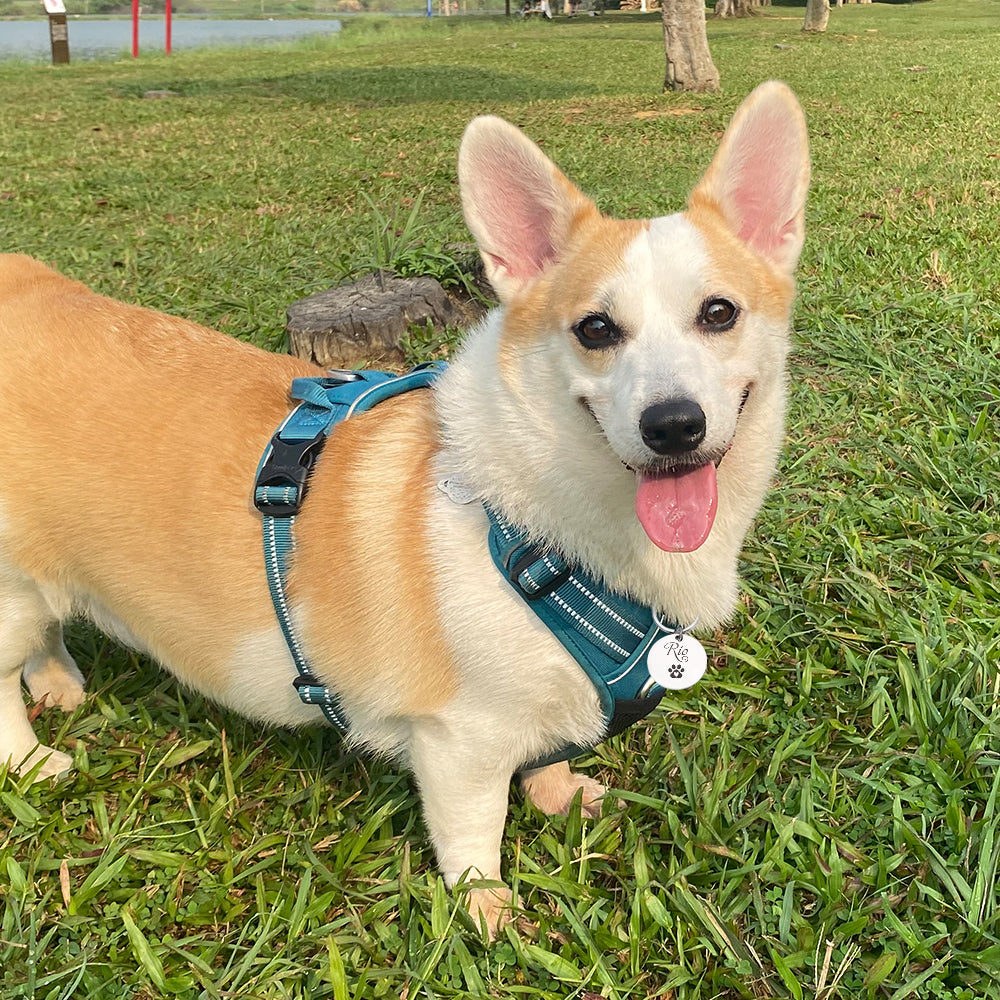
668,664,685,679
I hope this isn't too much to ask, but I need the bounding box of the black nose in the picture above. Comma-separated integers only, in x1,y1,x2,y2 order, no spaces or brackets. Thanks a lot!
639,399,706,454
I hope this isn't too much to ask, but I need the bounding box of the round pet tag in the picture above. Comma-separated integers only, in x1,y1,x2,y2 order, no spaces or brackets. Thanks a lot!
647,632,708,690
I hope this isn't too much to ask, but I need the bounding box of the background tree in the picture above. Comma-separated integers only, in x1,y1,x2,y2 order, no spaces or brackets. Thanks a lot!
662,0,720,92
803,0,830,31
714,0,769,18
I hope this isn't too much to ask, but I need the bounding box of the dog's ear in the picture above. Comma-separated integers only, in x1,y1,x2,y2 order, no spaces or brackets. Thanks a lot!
459,116,595,303
689,81,810,275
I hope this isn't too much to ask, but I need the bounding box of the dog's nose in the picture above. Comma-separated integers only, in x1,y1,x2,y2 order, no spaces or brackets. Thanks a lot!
639,399,706,454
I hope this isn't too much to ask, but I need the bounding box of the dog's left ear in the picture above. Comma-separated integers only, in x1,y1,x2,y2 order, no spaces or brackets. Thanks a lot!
689,81,810,275
458,116,596,303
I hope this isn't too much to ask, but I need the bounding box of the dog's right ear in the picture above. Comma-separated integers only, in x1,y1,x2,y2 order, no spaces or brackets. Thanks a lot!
458,117,595,303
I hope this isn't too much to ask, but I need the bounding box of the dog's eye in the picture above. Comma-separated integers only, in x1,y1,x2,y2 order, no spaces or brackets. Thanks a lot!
698,298,740,332
573,313,623,349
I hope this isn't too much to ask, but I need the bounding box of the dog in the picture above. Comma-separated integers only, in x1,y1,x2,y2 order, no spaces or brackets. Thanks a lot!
0,81,808,933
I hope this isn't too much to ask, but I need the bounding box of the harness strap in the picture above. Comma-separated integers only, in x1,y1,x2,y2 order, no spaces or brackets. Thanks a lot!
485,508,669,768
253,363,446,731
253,361,670,768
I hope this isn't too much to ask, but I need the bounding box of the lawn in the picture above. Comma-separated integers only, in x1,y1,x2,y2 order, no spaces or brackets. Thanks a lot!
2,2,1000,998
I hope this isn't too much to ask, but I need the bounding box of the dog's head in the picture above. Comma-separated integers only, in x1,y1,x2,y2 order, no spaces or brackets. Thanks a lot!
458,83,809,555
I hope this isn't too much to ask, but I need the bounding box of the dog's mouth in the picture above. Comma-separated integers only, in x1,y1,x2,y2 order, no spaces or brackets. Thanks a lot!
582,386,752,554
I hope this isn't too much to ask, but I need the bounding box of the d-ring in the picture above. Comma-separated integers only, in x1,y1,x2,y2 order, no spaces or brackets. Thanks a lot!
653,611,700,638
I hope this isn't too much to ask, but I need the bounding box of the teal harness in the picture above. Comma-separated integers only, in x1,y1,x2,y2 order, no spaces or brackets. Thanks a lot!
253,365,670,767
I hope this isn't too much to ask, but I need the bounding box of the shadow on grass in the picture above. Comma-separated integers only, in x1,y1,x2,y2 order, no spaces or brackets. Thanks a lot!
182,64,593,105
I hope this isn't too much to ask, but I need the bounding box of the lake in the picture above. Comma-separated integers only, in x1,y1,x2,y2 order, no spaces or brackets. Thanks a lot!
0,18,343,62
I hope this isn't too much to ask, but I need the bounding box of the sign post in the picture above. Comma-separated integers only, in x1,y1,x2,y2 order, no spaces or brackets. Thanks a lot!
43,0,70,64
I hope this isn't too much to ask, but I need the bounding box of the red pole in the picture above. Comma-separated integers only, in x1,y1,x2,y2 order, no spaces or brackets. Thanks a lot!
165,0,171,55
131,0,139,58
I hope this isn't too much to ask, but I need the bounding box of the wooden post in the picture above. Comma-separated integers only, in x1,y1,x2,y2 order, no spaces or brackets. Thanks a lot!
43,0,70,64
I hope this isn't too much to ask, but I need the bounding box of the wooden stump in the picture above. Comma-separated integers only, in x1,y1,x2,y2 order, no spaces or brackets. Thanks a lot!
286,271,484,369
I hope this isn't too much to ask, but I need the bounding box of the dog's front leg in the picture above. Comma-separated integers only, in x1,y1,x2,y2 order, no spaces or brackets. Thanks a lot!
408,726,515,937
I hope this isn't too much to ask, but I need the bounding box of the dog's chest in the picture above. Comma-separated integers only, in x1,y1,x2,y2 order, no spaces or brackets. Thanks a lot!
426,485,607,748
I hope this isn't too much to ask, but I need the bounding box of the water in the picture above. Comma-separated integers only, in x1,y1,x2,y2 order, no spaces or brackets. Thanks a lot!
0,18,342,62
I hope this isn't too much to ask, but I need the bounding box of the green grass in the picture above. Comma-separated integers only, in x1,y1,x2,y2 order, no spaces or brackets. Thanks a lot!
2,2,1000,997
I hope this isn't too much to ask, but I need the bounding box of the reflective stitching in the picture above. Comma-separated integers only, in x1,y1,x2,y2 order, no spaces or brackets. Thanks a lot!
344,380,385,419
568,577,645,638
606,629,660,685
264,516,306,665
549,593,630,658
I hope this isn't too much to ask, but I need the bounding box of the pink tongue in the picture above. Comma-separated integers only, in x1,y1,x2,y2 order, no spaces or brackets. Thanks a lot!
635,463,718,552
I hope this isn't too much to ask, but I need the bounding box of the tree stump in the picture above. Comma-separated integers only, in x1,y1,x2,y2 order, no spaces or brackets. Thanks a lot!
286,271,484,369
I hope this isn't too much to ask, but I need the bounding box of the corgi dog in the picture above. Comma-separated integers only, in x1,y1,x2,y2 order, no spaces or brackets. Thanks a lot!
0,81,808,932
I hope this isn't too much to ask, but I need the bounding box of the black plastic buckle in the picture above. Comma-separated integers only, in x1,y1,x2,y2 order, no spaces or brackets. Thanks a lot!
507,545,572,601
254,430,327,516
604,692,666,739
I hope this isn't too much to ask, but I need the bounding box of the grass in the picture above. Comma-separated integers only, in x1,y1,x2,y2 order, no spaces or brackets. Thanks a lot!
2,1,1000,997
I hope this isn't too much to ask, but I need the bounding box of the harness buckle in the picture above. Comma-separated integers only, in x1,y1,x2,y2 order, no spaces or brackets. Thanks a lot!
253,430,327,516
507,545,572,601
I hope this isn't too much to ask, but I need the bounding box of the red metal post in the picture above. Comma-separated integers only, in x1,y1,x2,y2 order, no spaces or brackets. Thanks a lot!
131,0,139,58
165,0,172,55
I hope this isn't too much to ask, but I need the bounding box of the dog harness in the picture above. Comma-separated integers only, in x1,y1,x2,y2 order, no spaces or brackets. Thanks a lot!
253,365,671,767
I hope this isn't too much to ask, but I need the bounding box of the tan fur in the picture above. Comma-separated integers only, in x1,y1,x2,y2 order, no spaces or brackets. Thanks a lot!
685,197,795,320
288,396,457,715
499,214,647,382
0,258,306,693
0,255,453,713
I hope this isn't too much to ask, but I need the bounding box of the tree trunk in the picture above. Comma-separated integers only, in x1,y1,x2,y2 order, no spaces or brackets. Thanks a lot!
714,0,763,18
802,0,829,31
662,0,720,93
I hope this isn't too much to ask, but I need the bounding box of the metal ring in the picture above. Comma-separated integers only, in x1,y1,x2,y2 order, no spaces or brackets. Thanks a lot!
653,611,700,637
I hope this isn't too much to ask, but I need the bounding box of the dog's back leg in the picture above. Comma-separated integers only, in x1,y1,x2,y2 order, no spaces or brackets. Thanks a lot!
22,621,86,712
0,570,77,780
520,760,605,819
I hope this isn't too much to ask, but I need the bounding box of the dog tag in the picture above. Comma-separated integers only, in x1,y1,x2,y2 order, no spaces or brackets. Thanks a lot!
647,632,708,690
437,478,480,505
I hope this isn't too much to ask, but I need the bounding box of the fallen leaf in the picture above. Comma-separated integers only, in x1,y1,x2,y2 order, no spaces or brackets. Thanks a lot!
633,108,702,119
59,860,71,908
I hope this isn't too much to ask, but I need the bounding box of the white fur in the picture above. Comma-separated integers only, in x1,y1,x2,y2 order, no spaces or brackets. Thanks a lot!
0,561,75,779
225,626,327,727
430,214,784,628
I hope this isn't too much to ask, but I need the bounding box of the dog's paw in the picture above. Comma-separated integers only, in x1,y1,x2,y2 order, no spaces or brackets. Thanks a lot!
24,656,86,712
9,744,74,782
521,761,605,819
466,885,516,940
